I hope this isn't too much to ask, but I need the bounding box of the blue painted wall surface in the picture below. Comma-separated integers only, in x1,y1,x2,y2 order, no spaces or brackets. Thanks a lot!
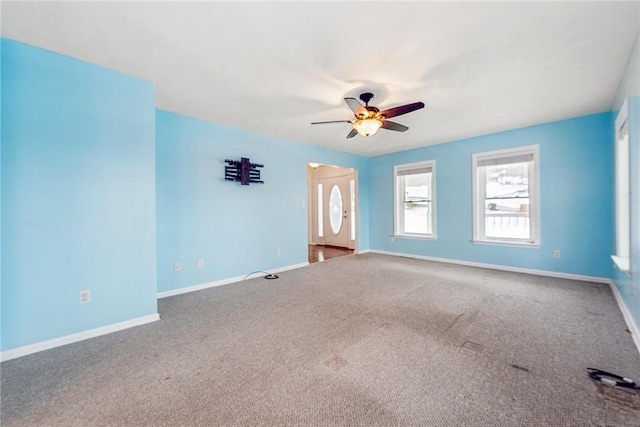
156,110,369,293
1,40,158,351
369,113,615,279
0,36,3,348
613,97,640,327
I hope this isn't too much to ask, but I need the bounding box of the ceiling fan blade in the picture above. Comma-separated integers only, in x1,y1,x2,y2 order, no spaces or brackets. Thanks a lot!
344,97,363,114
311,120,352,125
379,102,425,119
381,120,409,132
346,128,358,138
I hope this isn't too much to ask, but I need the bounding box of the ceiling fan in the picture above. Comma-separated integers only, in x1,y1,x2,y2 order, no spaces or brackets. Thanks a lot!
311,92,425,138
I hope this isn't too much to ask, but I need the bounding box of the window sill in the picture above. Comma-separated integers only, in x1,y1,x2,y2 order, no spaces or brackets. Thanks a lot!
394,234,437,241
472,239,540,249
611,255,630,273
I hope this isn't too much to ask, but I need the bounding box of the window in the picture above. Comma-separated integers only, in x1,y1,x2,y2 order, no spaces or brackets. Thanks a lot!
350,179,356,241
317,183,323,238
394,160,436,239
612,101,630,272
329,184,343,235
473,145,540,246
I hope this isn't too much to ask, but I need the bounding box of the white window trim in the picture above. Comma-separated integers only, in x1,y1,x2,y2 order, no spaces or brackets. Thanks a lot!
612,99,631,273
472,144,540,247
394,160,437,240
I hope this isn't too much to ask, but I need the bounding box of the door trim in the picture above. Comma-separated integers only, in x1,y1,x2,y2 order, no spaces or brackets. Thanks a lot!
308,165,357,250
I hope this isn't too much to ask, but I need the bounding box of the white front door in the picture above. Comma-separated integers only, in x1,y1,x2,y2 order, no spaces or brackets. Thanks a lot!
322,175,350,248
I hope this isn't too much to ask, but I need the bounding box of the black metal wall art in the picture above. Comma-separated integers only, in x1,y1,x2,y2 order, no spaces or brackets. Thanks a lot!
224,157,264,185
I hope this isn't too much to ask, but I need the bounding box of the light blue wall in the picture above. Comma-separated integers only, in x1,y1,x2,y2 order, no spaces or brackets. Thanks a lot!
156,110,369,293
369,113,615,279
1,40,158,351
0,34,3,348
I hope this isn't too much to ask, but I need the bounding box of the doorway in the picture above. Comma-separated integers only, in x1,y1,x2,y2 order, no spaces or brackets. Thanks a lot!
308,244,354,263
307,164,357,263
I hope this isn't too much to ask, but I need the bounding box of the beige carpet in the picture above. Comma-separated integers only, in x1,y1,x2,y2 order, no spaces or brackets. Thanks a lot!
2,253,639,426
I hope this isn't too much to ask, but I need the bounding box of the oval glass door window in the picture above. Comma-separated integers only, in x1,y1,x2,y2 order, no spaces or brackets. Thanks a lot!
329,184,343,235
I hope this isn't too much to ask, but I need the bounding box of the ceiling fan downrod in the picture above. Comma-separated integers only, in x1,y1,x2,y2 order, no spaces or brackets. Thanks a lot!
359,92,374,106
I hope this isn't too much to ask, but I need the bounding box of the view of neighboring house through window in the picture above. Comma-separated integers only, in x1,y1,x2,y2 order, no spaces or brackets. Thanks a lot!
394,160,436,238
473,145,540,246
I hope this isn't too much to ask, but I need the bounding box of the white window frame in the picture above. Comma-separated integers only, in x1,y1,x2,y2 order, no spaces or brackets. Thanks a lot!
612,100,630,273
394,160,437,240
472,145,540,247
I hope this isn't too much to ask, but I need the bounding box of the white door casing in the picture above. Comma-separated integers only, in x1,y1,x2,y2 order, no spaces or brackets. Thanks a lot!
308,165,356,250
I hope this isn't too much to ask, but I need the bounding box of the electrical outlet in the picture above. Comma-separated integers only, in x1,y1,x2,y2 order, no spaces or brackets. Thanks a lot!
390,236,395,243
553,250,560,258
79,290,91,304
276,248,281,256
300,201,305,208
197,259,204,269
632,282,638,297
174,262,181,272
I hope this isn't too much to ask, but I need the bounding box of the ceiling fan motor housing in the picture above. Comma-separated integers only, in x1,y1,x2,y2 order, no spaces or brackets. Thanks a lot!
358,106,379,119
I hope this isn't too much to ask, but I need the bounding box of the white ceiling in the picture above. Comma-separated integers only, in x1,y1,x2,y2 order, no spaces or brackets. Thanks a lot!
2,1,639,157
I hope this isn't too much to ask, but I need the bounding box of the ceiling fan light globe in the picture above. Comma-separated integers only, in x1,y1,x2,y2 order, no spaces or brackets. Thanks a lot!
353,119,382,137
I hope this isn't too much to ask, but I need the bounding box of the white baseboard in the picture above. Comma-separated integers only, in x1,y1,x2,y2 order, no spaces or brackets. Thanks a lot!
368,250,612,284
157,261,309,299
270,262,310,273
2,262,310,362
1,313,160,363
356,249,372,255
609,281,640,355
